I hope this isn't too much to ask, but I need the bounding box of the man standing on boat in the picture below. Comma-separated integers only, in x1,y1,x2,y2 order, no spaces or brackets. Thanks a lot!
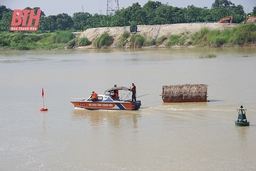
130,83,136,102
113,84,119,100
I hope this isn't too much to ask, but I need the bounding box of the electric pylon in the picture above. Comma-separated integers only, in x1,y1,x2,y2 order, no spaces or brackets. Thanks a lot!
106,0,119,15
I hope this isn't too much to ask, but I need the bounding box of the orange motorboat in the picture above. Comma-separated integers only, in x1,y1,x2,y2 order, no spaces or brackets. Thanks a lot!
70,86,141,110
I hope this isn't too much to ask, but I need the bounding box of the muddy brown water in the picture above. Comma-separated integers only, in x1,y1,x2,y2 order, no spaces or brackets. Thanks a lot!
1,47,256,171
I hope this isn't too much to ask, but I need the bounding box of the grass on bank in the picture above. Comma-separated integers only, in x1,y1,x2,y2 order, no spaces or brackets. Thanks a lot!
117,31,130,48
0,31,75,50
192,23,256,47
0,31,92,50
165,23,256,47
156,36,167,45
129,34,145,48
93,31,113,48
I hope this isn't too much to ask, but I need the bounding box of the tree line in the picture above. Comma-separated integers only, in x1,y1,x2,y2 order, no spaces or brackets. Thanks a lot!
0,0,256,32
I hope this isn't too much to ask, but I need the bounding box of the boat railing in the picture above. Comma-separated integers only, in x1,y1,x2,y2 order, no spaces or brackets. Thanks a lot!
70,98,87,102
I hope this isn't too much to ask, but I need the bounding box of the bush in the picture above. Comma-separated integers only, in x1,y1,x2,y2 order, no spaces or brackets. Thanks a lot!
117,31,130,48
191,24,256,47
78,37,90,46
67,39,76,49
144,39,155,46
0,31,77,50
186,41,192,46
16,45,30,50
212,37,227,47
49,31,74,44
191,28,210,46
166,35,180,46
122,31,130,39
130,34,145,48
156,36,167,44
26,35,41,43
0,33,10,47
93,31,113,48
230,23,256,45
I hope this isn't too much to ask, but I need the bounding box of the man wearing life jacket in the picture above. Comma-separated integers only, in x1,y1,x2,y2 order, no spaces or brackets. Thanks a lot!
90,91,98,101
130,83,136,101
113,84,119,100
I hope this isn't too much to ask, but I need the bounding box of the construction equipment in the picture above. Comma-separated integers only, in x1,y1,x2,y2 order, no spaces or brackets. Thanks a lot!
218,16,233,23
243,15,256,24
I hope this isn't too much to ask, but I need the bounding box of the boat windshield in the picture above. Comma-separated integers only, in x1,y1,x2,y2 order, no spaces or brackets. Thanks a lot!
97,96,103,101
104,86,132,101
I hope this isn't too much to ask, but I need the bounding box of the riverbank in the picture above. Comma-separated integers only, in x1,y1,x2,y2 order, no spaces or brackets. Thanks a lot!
0,23,255,50
77,23,239,49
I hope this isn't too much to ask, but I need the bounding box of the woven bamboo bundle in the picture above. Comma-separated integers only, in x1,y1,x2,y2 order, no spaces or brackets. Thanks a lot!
162,84,208,99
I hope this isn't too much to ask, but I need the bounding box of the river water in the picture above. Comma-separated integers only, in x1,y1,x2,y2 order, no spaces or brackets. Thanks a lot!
0,47,256,171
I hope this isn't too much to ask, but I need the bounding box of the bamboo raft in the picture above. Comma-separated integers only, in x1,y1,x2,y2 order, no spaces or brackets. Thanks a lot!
161,84,208,102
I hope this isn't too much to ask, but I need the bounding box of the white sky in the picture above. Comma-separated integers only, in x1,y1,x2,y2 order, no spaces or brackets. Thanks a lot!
1,0,255,16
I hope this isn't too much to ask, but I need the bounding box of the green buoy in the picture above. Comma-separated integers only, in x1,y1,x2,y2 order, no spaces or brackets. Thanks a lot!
235,105,250,126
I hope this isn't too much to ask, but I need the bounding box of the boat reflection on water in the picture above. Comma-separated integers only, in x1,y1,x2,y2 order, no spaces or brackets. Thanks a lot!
72,109,141,128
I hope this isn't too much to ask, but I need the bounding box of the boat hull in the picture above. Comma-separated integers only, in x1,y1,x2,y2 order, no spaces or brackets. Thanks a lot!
71,100,141,110
235,121,250,126
162,97,207,103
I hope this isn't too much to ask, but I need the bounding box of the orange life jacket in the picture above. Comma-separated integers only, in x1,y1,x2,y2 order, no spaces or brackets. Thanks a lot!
92,92,98,99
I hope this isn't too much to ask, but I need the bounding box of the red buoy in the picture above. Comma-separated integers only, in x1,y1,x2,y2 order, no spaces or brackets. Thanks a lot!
40,107,48,111
40,87,48,111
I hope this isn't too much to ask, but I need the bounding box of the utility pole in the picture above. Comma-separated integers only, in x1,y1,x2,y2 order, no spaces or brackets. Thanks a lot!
106,0,119,15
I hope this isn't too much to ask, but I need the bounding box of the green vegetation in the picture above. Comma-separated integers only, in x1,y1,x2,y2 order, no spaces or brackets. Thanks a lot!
66,37,91,49
191,23,256,47
230,23,256,45
93,31,113,48
199,54,217,58
165,32,191,46
48,31,74,44
1,1,256,32
0,31,77,50
117,31,130,48
166,35,181,46
143,39,155,46
77,37,90,46
156,36,167,44
130,34,145,48
163,23,256,47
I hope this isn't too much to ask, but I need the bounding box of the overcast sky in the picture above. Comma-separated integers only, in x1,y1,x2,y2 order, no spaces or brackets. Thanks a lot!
1,0,255,16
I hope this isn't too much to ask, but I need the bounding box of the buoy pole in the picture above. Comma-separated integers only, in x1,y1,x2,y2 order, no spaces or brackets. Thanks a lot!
43,94,45,107
42,87,45,108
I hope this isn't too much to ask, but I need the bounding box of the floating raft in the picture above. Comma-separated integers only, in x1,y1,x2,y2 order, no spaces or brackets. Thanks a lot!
161,84,208,102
